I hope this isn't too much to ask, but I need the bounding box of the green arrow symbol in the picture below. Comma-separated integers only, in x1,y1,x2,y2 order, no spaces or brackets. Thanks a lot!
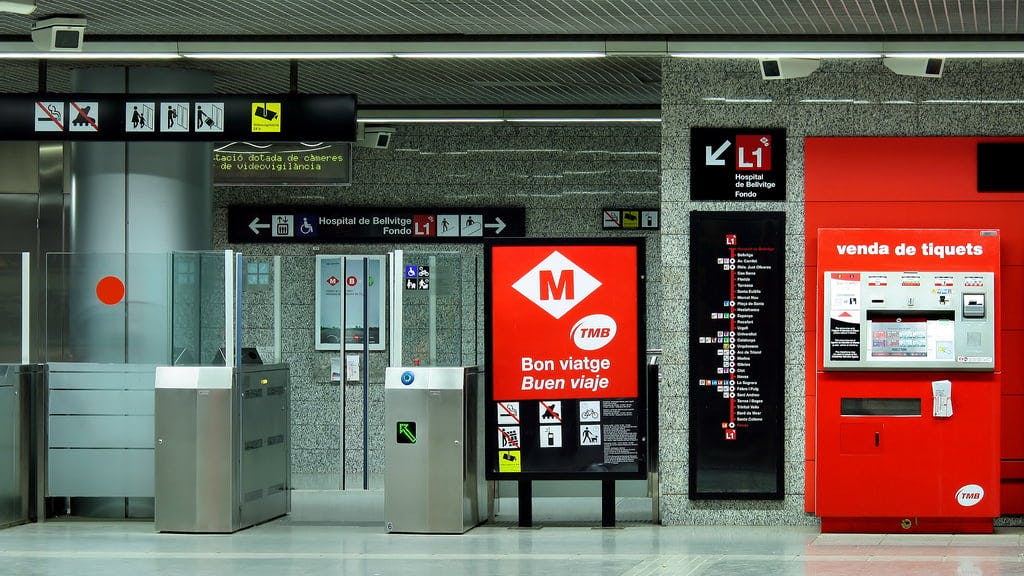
398,422,416,443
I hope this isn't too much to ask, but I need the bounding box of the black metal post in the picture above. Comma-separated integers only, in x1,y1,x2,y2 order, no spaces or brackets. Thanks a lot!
601,479,615,528
518,480,532,527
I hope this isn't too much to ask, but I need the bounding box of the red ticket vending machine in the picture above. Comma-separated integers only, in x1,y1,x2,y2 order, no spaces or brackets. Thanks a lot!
815,228,1000,533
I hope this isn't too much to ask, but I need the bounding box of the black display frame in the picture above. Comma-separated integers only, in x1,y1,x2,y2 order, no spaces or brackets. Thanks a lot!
689,127,787,201
483,237,649,481
0,93,356,142
687,211,785,500
227,205,526,244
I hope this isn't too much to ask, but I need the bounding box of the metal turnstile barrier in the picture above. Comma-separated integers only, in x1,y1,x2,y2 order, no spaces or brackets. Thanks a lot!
0,364,45,529
384,366,485,534
154,364,290,533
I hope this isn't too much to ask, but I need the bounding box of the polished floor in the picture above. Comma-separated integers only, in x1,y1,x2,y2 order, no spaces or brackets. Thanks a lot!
1,519,1024,576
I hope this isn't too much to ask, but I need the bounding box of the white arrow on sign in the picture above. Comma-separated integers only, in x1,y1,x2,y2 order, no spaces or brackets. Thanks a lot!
484,217,507,235
249,217,271,234
705,140,731,166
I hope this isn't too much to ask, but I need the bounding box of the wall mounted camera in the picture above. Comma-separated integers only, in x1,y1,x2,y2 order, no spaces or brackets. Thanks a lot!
356,125,395,149
759,58,820,80
31,17,86,52
883,57,945,78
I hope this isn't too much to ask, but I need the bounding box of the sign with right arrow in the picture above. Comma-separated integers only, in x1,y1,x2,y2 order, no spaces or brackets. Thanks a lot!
227,205,525,243
689,127,786,201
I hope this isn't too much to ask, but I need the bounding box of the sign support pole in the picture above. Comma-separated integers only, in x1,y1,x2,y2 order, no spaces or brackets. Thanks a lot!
601,480,616,528
517,480,532,528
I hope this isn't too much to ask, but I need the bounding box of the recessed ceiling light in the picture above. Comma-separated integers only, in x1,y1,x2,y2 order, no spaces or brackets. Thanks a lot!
0,0,36,15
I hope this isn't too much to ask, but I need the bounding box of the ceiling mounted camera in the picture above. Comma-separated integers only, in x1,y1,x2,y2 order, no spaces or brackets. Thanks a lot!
32,17,87,52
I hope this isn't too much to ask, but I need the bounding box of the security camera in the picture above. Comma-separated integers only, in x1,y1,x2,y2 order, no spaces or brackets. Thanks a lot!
883,57,944,78
759,58,820,80
356,125,395,149
32,17,86,52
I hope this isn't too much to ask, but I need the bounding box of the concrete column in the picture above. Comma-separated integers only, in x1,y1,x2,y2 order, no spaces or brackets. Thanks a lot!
69,67,213,363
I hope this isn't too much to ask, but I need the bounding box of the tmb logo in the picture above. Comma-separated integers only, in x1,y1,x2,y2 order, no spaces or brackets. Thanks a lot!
956,484,985,507
512,251,601,319
570,314,617,351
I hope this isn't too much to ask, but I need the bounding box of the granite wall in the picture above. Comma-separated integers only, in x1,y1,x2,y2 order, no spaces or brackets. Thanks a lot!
660,58,1024,525
213,125,661,490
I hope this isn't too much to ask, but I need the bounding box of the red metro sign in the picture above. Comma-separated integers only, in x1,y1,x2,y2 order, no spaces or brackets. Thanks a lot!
488,241,643,401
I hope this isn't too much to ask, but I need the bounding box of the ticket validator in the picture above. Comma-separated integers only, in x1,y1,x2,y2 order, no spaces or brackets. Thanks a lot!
815,228,1000,533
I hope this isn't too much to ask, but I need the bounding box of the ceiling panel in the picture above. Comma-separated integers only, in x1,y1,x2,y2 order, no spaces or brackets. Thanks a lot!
0,59,662,106
0,1,1019,108
296,58,661,105
0,1,1020,36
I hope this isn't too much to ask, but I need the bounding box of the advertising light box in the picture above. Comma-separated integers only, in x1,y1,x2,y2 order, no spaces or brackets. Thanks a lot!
485,239,647,480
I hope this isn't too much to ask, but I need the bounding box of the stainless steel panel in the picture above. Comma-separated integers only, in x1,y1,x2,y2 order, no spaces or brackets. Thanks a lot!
238,367,289,528
44,364,157,499
385,367,483,534
153,388,197,531
37,143,67,365
385,387,431,531
0,143,39,194
192,387,234,531
0,195,37,364
48,449,153,497
48,364,157,389
48,390,153,415
0,367,18,527
48,415,153,449
427,388,464,532
154,364,289,533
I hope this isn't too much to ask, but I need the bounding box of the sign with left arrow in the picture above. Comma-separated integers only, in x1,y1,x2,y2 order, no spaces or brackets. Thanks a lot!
690,127,786,201
228,205,525,244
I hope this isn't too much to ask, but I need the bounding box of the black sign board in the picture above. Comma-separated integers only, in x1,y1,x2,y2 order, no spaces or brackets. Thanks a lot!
214,142,352,186
0,93,356,142
978,142,1024,191
228,205,525,243
690,128,786,201
689,211,785,499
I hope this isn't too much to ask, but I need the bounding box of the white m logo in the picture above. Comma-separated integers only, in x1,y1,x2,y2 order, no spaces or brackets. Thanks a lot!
512,251,600,319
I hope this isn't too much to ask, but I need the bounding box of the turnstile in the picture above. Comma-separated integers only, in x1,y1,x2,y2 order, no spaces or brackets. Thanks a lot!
0,364,44,529
384,366,485,534
154,364,290,533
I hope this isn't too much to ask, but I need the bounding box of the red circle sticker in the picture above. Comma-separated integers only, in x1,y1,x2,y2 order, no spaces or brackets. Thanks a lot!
96,276,125,305
346,275,358,287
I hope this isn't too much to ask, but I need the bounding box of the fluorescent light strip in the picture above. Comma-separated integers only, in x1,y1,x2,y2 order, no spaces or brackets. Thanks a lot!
0,51,181,59
924,99,1024,104
506,117,661,123
890,52,1024,59
359,117,504,124
0,0,35,15
396,52,604,59
359,117,660,124
183,52,392,60
671,52,881,59
703,97,773,104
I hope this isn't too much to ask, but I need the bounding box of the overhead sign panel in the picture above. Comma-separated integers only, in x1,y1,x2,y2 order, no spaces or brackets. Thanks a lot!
485,239,647,481
0,93,356,142
690,127,786,201
214,142,352,186
228,205,525,243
